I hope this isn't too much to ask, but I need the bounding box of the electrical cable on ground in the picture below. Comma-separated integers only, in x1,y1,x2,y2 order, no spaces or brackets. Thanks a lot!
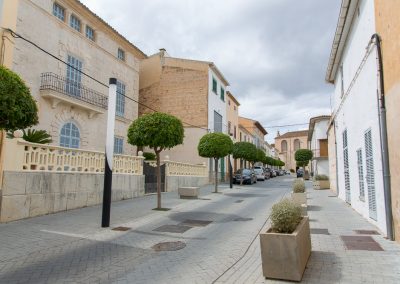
211,190,289,284
4,28,209,131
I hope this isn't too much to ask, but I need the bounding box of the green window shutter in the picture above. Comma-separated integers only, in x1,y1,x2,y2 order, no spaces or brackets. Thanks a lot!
220,87,225,101
212,78,217,93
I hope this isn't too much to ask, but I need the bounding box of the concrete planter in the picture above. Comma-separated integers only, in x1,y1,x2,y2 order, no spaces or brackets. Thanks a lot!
259,217,311,282
291,192,307,205
313,180,330,190
178,187,199,199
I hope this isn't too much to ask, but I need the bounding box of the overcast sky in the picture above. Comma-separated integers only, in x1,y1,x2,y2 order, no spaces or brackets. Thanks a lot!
81,0,340,143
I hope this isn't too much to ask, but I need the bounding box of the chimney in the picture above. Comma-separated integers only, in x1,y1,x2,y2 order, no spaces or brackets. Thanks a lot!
277,130,280,137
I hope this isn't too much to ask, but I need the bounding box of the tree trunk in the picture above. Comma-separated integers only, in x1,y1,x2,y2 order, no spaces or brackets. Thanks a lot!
156,150,161,209
214,157,218,193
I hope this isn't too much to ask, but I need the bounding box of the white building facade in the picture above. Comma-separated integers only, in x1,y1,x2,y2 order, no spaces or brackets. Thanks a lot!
308,116,330,177
326,0,387,234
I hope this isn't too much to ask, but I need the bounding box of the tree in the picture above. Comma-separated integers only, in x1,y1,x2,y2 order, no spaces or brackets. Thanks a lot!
255,149,266,165
0,66,38,130
232,142,257,165
295,149,313,168
7,129,52,144
198,132,233,193
128,112,184,209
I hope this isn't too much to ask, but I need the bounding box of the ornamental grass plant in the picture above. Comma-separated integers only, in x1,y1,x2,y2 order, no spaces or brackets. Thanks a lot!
292,179,305,193
315,174,329,181
270,198,302,233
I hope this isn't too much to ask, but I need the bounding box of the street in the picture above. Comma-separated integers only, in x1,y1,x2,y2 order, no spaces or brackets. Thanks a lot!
0,176,292,284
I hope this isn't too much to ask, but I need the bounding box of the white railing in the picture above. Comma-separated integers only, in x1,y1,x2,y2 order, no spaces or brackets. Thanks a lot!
3,139,143,174
164,160,207,177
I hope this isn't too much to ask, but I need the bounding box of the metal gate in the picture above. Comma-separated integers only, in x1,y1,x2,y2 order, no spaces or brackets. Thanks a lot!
143,162,165,194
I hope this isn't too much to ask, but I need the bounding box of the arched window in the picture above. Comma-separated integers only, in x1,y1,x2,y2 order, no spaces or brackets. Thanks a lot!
60,122,80,148
281,140,287,152
294,139,301,151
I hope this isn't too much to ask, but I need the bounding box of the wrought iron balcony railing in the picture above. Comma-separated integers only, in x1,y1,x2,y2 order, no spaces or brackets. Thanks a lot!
40,72,108,109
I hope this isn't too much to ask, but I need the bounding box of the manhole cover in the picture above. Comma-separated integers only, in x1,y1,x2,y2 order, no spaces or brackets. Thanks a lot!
354,230,379,235
180,219,213,227
235,200,244,203
153,224,192,233
152,241,186,251
198,198,211,200
341,236,384,251
225,193,266,198
233,217,253,221
112,226,131,231
311,228,330,235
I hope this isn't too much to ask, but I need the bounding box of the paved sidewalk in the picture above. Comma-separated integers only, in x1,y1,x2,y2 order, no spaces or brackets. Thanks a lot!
215,182,400,283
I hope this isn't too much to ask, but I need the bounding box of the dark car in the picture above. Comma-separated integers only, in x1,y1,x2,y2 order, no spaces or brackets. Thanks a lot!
264,168,271,179
297,169,304,178
233,169,257,184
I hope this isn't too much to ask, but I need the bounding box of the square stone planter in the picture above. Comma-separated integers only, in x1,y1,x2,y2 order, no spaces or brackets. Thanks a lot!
178,187,199,199
292,192,307,205
313,180,330,190
259,217,311,282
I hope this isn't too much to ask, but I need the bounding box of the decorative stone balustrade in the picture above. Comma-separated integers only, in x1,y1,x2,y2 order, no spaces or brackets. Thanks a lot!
2,139,143,174
164,160,207,177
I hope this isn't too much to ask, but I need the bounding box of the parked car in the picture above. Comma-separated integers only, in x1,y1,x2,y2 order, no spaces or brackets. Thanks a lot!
278,169,285,176
297,169,304,178
233,169,257,184
270,170,277,178
285,170,291,175
264,168,271,179
254,168,265,181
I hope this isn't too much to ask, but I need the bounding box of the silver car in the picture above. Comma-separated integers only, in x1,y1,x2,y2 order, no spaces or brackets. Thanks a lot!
254,168,265,181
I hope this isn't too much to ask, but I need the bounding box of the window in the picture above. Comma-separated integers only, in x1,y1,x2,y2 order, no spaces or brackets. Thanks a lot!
220,87,225,101
86,25,94,41
53,3,65,21
228,121,232,136
234,105,236,111
213,111,222,133
212,77,217,93
60,122,80,148
281,140,287,152
234,126,237,139
116,80,125,116
294,139,301,151
356,148,365,201
66,55,83,97
70,14,81,32
118,48,125,61
228,100,231,106
114,137,123,154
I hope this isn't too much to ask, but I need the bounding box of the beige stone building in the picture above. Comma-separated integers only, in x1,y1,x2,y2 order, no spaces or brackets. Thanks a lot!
275,130,308,171
226,91,240,172
0,0,146,156
238,117,267,150
238,124,254,169
139,49,229,173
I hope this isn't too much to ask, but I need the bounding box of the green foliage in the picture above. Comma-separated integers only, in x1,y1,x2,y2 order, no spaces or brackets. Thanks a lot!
256,149,266,163
264,156,273,166
198,132,233,158
293,179,306,193
232,142,257,162
143,152,156,160
7,129,52,144
295,149,313,162
127,112,184,151
315,174,329,181
296,160,309,167
0,66,38,131
270,198,302,234
290,169,295,173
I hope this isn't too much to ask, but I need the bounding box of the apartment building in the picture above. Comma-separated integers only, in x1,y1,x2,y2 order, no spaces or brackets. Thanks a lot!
139,49,229,175
226,91,240,172
325,0,399,239
0,0,146,155
238,117,267,150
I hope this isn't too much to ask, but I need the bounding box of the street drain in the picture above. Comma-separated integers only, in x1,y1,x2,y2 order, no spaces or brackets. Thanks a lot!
235,200,244,203
233,217,253,221
311,228,330,235
180,219,213,227
354,230,380,235
112,226,131,231
341,236,384,251
152,241,186,251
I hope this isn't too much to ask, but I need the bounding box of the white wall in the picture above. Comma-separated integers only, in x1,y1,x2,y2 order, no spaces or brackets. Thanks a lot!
208,68,227,133
332,0,387,234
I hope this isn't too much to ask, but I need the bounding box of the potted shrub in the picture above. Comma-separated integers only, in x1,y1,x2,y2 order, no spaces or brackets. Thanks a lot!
259,199,311,281
292,179,306,205
313,174,330,190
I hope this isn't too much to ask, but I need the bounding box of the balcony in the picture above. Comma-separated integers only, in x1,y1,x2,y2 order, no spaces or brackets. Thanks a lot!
311,149,328,159
40,72,107,118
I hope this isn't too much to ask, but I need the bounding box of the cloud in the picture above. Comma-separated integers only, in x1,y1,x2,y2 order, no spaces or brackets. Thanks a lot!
81,0,340,142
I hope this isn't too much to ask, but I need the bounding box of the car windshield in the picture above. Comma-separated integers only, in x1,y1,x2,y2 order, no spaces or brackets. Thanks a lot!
241,169,251,175
254,169,263,173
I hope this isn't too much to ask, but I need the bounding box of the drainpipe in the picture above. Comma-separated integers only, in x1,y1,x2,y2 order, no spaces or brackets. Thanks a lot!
333,120,339,197
372,33,394,241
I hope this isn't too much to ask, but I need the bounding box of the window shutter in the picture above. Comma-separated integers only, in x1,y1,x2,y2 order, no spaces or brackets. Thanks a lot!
364,129,377,220
357,149,365,200
343,130,351,204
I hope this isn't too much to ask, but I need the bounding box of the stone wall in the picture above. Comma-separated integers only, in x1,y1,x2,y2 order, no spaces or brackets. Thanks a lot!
0,171,144,222
165,176,209,192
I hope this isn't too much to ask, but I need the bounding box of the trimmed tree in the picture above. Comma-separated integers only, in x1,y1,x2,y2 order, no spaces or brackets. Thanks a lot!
0,66,38,130
232,142,257,165
255,149,266,166
198,132,233,193
295,149,313,168
127,112,184,209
